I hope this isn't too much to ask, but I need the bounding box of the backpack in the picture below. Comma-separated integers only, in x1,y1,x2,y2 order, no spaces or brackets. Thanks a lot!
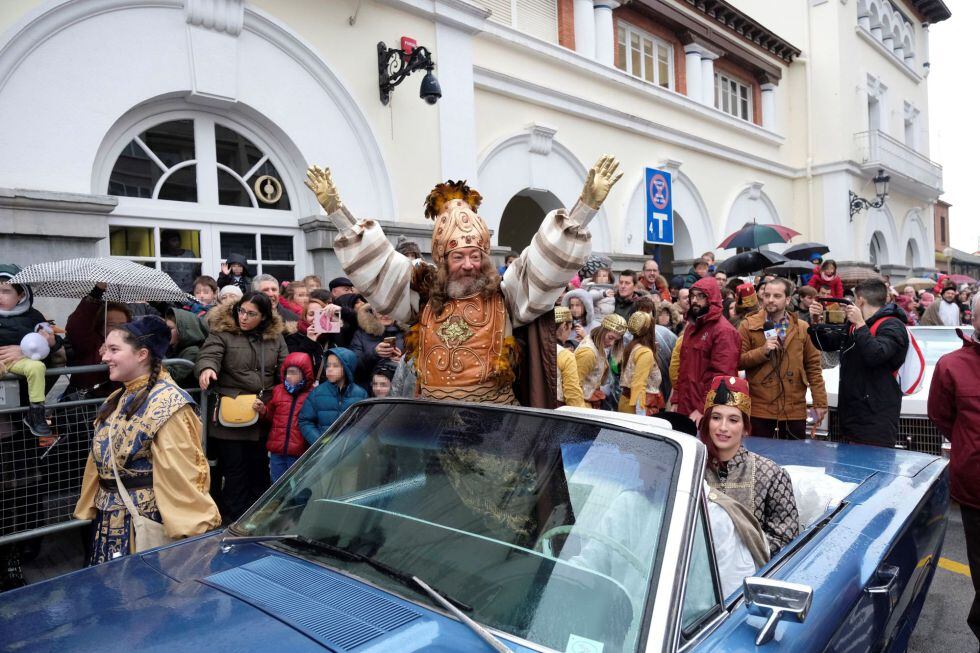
869,318,925,395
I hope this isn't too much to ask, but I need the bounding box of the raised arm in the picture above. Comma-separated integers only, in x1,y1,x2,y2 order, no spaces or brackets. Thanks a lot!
502,156,623,327
305,165,418,323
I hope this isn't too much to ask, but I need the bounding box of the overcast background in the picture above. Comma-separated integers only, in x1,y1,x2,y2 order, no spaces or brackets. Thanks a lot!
928,0,978,253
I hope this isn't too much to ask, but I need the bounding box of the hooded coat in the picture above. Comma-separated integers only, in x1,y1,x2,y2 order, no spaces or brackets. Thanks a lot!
561,288,598,347
837,303,909,446
673,277,741,416
165,307,209,387
929,330,980,509
349,304,404,387
215,253,252,294
263,352,314,457
194,301,288,441
298,347,367,445
0,265,54,350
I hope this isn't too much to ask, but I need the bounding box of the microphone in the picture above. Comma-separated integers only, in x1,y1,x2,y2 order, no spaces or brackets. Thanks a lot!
763,320,779,359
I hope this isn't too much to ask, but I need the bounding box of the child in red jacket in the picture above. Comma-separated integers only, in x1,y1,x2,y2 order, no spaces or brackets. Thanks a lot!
255,351,314,482
807,259,844,298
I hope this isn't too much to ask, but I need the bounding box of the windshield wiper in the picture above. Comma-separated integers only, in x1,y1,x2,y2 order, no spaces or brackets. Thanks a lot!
219,533,508,651
229,534,472,613
412,575,511,653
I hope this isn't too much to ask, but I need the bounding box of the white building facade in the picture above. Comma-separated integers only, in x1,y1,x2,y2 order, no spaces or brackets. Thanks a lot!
0,0,949,305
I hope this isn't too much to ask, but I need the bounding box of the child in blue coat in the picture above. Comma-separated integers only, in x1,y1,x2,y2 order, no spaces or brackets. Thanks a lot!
298,347,367,445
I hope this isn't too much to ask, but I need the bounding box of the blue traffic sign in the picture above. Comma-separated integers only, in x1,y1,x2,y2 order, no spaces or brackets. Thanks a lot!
645,167,674,245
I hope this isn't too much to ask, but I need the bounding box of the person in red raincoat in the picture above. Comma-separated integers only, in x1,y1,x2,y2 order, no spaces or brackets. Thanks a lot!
806,259,844,298
671,277,740,423
256,351,314,482
928,296,980,643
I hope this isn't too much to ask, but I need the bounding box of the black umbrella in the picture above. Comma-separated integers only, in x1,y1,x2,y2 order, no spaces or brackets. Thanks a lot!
782,242,830,262
765,260,817,276
717,250,788,276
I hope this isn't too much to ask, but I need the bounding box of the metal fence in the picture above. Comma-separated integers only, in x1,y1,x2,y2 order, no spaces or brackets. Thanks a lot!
827,408,945,456
0,360,204,546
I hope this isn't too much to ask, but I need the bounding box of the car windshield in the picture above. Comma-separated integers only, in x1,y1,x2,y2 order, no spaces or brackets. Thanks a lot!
235,401,680,653
909,327,961,365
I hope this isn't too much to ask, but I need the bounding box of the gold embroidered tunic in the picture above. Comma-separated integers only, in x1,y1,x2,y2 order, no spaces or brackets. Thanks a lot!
74,372,221,563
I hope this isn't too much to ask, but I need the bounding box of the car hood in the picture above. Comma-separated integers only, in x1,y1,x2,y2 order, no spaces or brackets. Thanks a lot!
0,532,534,653
808,365,934,416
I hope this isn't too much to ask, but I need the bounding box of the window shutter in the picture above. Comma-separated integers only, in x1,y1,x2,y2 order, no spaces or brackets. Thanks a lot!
517,0,557,43
478,0,514,27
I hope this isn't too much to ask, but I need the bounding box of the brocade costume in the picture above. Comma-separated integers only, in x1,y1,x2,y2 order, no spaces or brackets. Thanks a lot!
324,195,597,404
705,446,799,556
74,372,220,564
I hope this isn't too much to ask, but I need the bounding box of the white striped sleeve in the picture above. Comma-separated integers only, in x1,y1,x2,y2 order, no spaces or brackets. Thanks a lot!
501,200,595,327
329,212,418,324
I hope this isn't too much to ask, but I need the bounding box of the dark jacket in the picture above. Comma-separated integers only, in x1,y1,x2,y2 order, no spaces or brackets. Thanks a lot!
0,264,63,361
64,289,115,397
349,305,404,387
837,304,909,447
263,352,314,458
333,294,364,348
673,277,741,416
166,307,209,387
613,293,639,319
929,330,980,509
194,302,288,441
738,310,828,420
215,253,252,294
298,347,367,445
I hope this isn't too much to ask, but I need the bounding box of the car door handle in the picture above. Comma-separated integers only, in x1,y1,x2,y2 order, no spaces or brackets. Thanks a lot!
866,564,900,607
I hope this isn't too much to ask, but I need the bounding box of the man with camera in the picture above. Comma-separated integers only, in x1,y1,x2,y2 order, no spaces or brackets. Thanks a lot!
809,279,909,447
739,278,827,439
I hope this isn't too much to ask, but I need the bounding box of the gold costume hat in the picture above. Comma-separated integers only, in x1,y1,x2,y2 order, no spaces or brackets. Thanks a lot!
627,311,653,337
704,375,752,415
601,313,628,335
554,306,572,323
424,180,490,265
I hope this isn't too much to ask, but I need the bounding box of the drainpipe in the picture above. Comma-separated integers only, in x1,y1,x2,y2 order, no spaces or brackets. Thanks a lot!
803,0,816,248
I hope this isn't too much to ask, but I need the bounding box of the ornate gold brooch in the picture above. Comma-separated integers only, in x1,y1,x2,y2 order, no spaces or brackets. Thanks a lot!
437,316,474,346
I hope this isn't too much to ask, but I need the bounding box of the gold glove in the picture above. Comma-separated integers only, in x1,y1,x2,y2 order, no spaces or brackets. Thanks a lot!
580,155,624,210
304,164,343,215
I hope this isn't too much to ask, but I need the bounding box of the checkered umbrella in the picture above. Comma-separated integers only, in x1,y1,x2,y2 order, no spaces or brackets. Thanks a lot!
9,257,190,303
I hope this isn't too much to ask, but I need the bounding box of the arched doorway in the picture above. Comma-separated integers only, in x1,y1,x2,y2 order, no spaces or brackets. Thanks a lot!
498,189,563,253
905,241,916,268
870,231,887,266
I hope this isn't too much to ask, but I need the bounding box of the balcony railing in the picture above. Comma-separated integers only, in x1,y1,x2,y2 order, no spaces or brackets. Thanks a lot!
854,130,942,193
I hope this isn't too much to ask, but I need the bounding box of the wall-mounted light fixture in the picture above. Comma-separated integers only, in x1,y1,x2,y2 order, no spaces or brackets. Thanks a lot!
849,168,890,221
378,41,441,106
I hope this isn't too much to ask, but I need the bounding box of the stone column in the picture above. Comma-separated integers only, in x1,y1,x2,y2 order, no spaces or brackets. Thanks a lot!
858,8,871,30
684,44,703,103
574,0,596,58
593,1,619,66
761,83,776,130
700,50,718,107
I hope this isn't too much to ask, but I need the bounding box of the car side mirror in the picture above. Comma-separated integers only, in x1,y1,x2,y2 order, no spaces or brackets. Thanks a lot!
743,577,813,645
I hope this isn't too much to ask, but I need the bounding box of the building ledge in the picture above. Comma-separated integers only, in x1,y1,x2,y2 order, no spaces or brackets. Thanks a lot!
0,187,117,214
477,20,787,144
855,26,922,83
0,188,116,240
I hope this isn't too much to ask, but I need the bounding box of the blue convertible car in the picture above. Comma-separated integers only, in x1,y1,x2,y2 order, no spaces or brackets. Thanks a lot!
0,400,948,652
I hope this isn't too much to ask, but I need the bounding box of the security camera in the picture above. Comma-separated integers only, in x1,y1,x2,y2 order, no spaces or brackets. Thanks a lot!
420,70,441,105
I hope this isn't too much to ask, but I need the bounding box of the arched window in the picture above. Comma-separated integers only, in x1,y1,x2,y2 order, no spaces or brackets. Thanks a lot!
108,119,290,210
102,112,302,292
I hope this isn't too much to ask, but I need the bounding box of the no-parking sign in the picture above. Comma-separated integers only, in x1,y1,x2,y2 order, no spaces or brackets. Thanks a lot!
645,167,674,245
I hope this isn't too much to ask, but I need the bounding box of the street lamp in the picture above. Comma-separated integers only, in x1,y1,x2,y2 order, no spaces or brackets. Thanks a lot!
849,169,890,221
378,41,441,106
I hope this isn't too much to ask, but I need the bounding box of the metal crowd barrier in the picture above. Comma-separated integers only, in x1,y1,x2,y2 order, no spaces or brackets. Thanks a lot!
826,408,944,456
0,359,206,546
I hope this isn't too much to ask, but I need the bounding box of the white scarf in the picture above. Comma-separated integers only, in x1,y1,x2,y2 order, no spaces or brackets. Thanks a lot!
938,299,959,326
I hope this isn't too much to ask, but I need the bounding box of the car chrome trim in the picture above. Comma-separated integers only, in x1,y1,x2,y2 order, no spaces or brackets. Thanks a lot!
645,441,706,653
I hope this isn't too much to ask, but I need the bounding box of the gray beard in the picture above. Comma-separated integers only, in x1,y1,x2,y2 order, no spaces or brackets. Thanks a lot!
446,274,487,298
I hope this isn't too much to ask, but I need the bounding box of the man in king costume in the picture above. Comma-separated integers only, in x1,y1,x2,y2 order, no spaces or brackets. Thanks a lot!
304,156,622,405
